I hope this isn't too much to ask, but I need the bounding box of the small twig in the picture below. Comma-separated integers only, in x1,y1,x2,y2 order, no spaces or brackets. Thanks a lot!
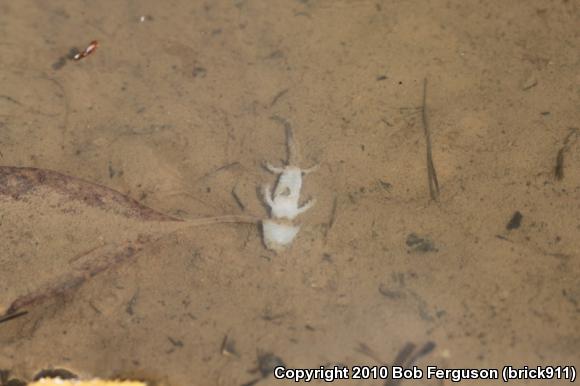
329,195,338,228
0,310,28,325
554,128,579,180
356,342,384,364
407,341,436,366
324,195,338,239
231,185,245,211
384,342,416,386
195,161,240,183
384,341,436,386
393,342,416,367
126,290,139,316
167,336,184,347
555,148,565,180
0,94,22,105
220,333,239,357
421,78,440,201
270,88,289,107
270,115,297,165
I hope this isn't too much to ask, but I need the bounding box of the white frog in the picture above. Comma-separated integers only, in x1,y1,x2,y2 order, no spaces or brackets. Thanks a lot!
261,119,317,251
263,163,317,220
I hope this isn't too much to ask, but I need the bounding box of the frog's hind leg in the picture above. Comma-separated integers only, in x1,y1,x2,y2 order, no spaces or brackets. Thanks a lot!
296,198,316,215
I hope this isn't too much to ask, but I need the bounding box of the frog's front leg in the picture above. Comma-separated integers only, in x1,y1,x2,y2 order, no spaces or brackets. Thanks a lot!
264,162,285,175
262,184,275,209
301,164,319,175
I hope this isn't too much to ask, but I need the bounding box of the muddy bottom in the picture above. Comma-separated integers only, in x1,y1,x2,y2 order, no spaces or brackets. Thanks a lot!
0,1,579,385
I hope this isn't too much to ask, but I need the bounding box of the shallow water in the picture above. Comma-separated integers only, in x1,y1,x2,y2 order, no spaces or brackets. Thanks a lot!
0,0,579,385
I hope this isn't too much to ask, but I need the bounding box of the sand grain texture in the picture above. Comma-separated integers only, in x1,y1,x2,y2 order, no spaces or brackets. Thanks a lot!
0,0,579,385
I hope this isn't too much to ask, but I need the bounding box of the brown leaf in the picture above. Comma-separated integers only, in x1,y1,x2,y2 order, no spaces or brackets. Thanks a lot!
0,167,256,317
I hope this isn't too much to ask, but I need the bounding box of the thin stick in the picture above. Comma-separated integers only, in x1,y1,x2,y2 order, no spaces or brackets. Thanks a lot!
195,161,240,183
384,342,416,386
384,341,436,386
421,78,440,201
324,195,338,239
183,215,259,226
271,115,297,165
554,128,579,180
231,186,246,211
270,88,289,107
0,310,28,324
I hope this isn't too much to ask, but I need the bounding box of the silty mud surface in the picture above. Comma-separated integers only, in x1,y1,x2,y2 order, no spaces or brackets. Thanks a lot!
0,1,579,385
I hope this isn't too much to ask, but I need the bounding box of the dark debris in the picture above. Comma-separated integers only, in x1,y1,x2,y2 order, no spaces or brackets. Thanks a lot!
406,233,437,253
506,211,523,230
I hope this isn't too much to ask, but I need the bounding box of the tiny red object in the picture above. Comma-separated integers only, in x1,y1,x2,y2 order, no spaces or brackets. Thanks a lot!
73,40,99,61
